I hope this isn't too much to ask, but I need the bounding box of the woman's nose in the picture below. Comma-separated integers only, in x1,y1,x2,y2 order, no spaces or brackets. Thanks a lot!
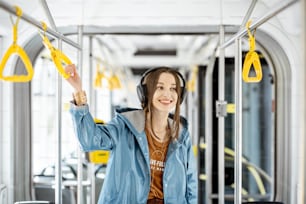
162,89,171,97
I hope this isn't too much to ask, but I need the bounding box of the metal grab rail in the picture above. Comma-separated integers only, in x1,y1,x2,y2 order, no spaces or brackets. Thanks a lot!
0,1,81,50
220,0,299,49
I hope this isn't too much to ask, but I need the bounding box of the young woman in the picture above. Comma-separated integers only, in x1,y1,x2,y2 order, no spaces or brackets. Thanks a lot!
65,65,198,204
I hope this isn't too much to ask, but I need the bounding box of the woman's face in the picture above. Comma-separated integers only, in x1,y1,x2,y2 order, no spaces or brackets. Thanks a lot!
152,72,178,113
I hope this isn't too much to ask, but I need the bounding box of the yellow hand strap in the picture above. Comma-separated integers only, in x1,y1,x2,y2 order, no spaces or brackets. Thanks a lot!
94,63,105,88
108,74,121,90
0,6,34,82
242,21,262,83
94,72,102,88
187,65,198,92
40,22,71,79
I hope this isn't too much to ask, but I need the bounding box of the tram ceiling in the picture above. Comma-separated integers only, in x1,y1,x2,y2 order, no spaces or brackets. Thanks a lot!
0,0,289,68
90,33,219,68
0,0,246,69
51,24,233,68
0,0,286,32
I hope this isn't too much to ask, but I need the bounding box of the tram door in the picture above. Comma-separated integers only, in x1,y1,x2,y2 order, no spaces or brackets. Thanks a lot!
198,56,275,203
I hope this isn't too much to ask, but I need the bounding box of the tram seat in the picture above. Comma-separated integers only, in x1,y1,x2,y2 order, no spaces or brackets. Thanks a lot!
34,186,76,204
14,201,52,204
0,184,7,204
242,202,284,204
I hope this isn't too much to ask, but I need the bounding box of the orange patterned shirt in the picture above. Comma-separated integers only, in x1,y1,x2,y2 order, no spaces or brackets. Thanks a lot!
146,129,170,200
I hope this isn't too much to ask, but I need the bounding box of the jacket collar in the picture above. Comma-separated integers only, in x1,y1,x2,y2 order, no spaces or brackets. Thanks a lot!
115,108,188,144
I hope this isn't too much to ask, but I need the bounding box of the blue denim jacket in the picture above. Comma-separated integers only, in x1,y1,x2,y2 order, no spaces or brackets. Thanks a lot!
70,104,198,204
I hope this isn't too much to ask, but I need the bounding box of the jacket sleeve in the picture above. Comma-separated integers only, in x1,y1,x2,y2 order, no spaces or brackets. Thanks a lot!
69,103,123,152
185,133,198,204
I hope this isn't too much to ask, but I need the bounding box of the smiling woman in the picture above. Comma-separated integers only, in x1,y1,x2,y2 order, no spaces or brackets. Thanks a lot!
65,65,198,203
0,0,304,204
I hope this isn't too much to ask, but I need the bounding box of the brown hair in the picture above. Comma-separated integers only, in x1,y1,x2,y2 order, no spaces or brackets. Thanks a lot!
142,67,183,140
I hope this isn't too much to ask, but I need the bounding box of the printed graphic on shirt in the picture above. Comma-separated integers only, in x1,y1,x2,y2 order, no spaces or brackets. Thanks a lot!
150,158,165,172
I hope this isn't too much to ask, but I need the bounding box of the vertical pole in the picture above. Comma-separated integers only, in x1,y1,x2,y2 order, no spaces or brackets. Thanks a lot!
89,36,96,114
0,37,3,198
218,25,225,204
234,38,242,204
77,25,84,204
302,1,306,203
205,49,217,204
55,38,63,204
0,42,2,184
88,36,96,204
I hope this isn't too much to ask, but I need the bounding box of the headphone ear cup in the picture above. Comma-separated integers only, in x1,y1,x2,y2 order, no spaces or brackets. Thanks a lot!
180,87,187,104
136,84,147,104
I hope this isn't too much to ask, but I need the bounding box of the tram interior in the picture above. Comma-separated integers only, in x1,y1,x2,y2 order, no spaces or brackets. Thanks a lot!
0,0,304,204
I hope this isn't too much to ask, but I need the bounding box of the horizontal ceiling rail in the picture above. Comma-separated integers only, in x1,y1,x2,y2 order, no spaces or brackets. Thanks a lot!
0,1,81,50
220,0,299,49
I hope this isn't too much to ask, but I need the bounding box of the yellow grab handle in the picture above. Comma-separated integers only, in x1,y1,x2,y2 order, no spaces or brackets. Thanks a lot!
242,20,262,83
108,74,121,90
186,65,198,92
94,72,102,88
187,79,196,92
0,6,34,82
42,35,72,79
242,51,262,83
94,64,103,88
50,49,72,79
0,44,34,83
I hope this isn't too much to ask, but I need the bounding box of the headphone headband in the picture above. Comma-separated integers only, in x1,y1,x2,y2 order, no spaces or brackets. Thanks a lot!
136,67,186,106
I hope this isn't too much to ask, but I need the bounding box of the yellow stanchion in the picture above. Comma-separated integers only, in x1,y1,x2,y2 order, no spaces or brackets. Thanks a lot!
242,21,263,83
0,6,34,82
40,22,72,79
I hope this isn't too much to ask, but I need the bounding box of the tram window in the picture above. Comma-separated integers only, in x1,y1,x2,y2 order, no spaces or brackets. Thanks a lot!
226,56,274,201
199,55,275,203
31,49,79,175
